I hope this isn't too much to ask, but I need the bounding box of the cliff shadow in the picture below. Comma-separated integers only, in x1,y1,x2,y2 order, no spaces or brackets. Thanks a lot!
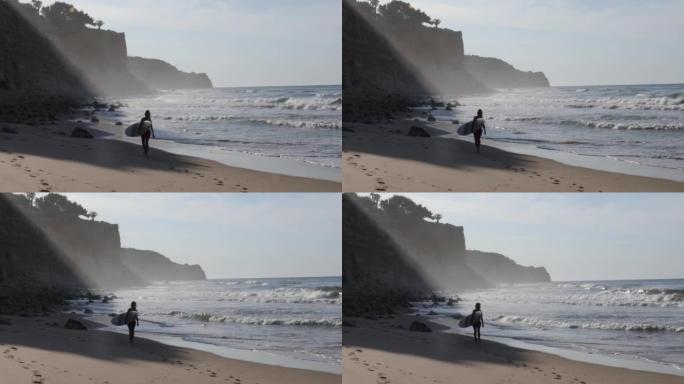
0,313,185,363
0,123,207,175
343,316,530,367
343,123,532,173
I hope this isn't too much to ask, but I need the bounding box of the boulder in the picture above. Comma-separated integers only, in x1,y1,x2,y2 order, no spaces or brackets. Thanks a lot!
409,321,432,332
84,308,93,314
408,126,430,138
71,127,93,139
64,319,87,330
427,114,436,122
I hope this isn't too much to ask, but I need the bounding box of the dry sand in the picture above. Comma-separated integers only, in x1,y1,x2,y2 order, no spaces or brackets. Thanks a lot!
343,316,682,384
343,121,684,192
0,313,340,384
0,122,339,192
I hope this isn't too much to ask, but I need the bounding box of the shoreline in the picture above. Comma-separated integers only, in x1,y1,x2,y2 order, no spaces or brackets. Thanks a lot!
343,315,684,384
343,120,684,192
0,121,340,192
92,113,341,182
84,313,342,375
0,313,341,384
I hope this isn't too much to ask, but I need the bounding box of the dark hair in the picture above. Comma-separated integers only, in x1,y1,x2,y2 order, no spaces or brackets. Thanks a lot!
475,302,481,310
131,301,137,309
477,109,483,118
144,110,151,118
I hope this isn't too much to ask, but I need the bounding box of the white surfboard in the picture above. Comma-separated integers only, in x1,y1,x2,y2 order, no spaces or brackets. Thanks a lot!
457,121,473,136
125,121,152,137
458,314,473,328
110,312,128,326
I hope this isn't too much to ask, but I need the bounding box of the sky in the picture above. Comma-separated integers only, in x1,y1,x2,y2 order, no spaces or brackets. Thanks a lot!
370,193,684,282
408,0,684,86
63,193,341,279
46,0,341,87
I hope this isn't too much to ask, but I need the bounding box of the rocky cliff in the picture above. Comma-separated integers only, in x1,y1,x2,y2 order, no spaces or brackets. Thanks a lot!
0,194,207,314
121,248,207,281
465,250,551,285
343,194,489,316
465,55,550,89
1,0,213,103
343,0,550,121
343,193,553,316
128,57,213,90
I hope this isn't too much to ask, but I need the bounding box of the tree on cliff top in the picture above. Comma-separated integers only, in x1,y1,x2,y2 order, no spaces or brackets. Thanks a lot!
40,1,94,30
380,195,433,222
378,1,432,26
34,193,88,220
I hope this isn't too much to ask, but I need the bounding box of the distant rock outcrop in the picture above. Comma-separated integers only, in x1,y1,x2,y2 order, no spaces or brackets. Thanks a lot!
127,57,213,90
121,248,207,281
465,55,550,89
465,250,551,285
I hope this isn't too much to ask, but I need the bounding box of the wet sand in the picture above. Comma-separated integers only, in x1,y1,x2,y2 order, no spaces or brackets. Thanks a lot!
343,121,684,192
343,316,682,384
0,313,340,384
0,122,340,192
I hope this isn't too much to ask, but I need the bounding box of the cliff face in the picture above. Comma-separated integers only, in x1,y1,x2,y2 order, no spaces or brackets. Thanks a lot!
465,250,551,285
121,248,207,281
0,196,86,290
465,55,550,89
343,1,487,97
342,0,551,121
127,57,213,90
0,1,91,100
343,194,489,316
48,27,150,96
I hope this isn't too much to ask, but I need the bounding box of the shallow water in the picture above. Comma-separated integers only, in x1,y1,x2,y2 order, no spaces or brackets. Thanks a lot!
101,85,342,169
431,84,684,177
71,277,341,370
415,279,684,372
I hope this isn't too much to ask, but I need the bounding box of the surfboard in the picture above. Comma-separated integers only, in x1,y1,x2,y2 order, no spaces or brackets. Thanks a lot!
110,312,128,326
457,121,474,136
458,314,473,328
125,121,152,137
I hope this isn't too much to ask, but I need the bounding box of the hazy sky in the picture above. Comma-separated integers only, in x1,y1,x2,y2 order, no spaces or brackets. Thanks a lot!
50,0,341,87
373,193,684,281
63,193,341,279
409,0,684,86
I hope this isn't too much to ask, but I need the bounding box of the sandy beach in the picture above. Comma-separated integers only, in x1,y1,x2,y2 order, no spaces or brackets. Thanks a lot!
0,313,340,384
343,316,682,384
0,122,340,192
343,121,684,192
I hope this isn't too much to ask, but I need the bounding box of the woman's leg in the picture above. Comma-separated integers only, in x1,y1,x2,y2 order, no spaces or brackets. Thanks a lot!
128,323,135,341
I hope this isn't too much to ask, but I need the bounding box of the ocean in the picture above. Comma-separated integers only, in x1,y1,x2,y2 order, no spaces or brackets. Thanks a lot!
414,279,684,375
431,84,684,180
70,277,341,372
100,85,341,170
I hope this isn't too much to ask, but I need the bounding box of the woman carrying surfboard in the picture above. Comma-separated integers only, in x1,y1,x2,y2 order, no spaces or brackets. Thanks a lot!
472,302,484,342
139,110,156,157
126,301,140,343
472,109,486,153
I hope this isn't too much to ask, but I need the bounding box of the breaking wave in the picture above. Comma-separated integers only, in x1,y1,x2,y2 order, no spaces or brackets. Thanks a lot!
167,311,341,327
493,315,684,333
